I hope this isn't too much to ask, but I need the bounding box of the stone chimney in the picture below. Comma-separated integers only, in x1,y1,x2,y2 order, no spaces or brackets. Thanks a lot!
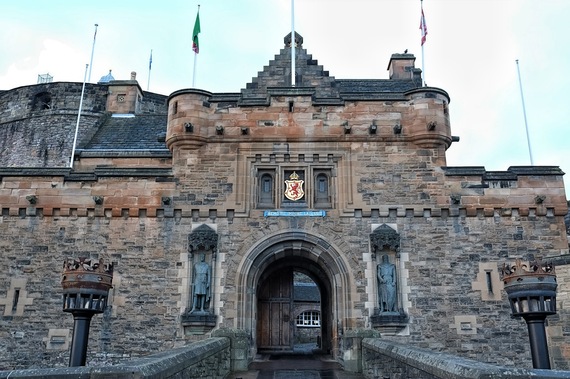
105,71,143,114
387,53,417,80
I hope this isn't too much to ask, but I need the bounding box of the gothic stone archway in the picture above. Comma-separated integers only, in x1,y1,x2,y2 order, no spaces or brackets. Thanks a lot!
236,230,354,358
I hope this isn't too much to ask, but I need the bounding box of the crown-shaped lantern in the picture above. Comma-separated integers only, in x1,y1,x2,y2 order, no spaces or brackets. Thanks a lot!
501,258,557,317
501,257,558,369
62,257,114,313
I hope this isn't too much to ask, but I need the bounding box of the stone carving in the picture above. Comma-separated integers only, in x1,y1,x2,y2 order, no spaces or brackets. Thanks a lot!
284,31,303,48
450,194,461,205
188,224,218,252
370,224,400,253
191,253,211,313
377,255,397,313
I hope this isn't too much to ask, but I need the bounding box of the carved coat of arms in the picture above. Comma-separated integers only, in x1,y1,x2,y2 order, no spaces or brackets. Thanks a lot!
284,171,304,201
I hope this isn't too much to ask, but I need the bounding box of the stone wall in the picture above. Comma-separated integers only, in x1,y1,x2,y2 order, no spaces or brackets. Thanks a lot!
0,83,107,167
0,142,568,369
549,258,570,369
0,82,168,168
0,337,230,379
0,68,568,371
362,338,570,379
0,83,107,122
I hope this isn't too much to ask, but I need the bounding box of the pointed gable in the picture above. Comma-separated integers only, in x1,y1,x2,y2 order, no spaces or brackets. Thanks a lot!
235,32,424,107
240,32,341,105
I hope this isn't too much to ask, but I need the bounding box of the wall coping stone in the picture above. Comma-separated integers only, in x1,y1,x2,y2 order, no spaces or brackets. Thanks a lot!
0,337,230,379
0,167,173,182
362,338,570,379
443,166,565,177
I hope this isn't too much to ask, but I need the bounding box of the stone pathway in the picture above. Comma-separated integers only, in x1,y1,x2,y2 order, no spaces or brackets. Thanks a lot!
225,352,365,379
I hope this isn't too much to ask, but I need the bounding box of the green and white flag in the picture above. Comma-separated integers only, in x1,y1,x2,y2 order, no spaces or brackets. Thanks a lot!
192,11,201,53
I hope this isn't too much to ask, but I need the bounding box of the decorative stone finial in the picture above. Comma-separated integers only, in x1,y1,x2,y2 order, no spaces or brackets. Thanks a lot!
284,32,303,48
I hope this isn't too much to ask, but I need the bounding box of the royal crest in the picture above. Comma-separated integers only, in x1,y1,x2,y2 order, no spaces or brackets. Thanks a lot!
284,171,304,201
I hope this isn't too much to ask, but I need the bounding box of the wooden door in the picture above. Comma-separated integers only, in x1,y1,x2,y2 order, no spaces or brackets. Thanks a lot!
257,268,293,351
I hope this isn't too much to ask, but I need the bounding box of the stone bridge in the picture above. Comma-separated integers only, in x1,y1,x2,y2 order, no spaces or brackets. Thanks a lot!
2,335,570,379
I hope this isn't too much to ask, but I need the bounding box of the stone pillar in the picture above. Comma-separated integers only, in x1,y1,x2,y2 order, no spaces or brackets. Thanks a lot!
342,329,381,373
212,328,251,372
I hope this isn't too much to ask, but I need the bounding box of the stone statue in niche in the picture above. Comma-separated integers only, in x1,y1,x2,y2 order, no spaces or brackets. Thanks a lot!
190,253,211,313
377,254,397,313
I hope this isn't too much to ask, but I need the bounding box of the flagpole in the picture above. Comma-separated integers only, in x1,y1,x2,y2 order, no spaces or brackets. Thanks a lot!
193,52,197,88
291,0,296,87
516,59,534,165
420,0,426,86
421,44,425,86
147,49,152,91
192,5,200,88
87,24,98,83
70,64,89,168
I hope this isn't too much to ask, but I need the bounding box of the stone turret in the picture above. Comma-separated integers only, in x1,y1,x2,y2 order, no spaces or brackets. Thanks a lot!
166,89,213,151
404,87,452,154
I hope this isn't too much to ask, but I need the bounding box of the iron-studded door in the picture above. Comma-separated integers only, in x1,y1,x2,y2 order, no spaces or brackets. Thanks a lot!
257,268,293,352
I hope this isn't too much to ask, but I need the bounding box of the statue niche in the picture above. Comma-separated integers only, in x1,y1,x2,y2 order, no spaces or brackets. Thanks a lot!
370,224,408,331
181,224,218,334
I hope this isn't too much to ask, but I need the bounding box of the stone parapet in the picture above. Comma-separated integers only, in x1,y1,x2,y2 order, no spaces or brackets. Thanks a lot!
0,338,230,379
362,338,570,378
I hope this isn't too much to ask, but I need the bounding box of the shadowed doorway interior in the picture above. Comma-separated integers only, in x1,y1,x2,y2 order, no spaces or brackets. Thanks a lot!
256,257,327,355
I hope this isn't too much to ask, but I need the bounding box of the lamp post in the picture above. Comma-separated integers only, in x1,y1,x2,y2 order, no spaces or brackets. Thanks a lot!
62,257,113,367
501,258,557,369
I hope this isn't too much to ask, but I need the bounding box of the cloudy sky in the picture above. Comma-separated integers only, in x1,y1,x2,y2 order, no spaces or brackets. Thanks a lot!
1,0,569,197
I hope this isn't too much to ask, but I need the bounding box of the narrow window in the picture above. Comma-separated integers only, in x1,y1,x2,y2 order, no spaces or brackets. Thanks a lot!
289,101,294,112
314,172,331,208
12,289,20,313
485,271,493,293
258,170,275,208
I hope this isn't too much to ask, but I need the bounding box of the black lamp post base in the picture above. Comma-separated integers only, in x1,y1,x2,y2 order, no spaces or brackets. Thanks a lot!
525,316,551,369
69,312,94,367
